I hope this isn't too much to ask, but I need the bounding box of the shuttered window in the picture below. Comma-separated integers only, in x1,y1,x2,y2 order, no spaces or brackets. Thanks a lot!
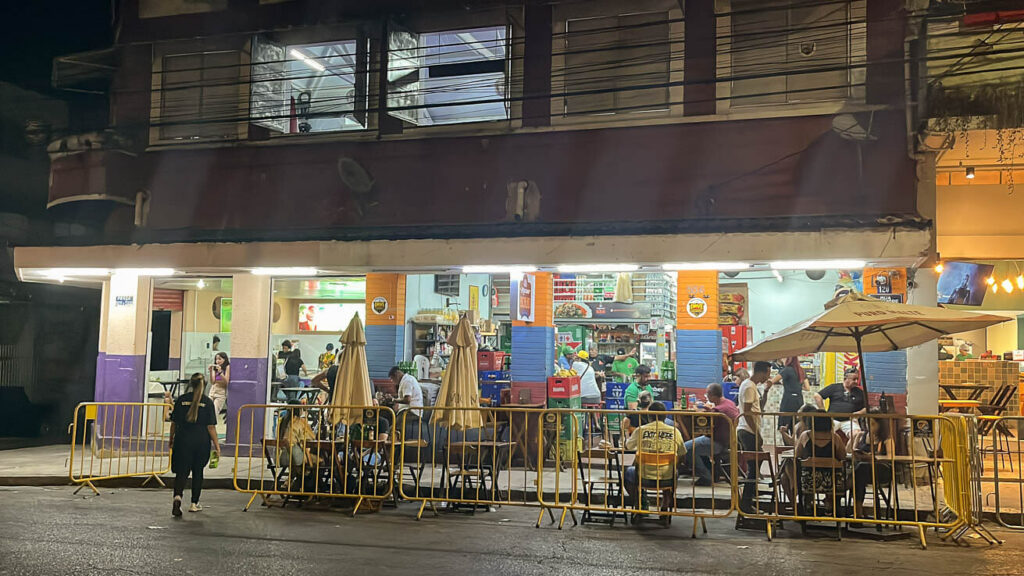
159,51,242,140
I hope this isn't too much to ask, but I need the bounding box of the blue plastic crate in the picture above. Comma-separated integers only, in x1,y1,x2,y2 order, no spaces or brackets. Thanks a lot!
605,382,630,400
480,382,510,406
605,398,626,410
479,370,510,381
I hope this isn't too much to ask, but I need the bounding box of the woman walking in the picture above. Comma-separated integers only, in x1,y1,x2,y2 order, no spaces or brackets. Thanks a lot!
208,352,230,422
169,373,220,517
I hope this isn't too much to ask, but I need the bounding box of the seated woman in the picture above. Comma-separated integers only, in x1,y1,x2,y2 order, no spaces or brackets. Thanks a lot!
778,405,820,505
848,408,894,518
277,401,320,476
789,410,847,510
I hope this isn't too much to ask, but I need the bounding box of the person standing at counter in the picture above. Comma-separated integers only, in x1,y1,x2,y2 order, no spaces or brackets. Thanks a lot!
208,352,230,421
279,340,309,387
611,347,639,380
318,343,336,371
955,343,974,361
770,357,809,433
573,351,601,406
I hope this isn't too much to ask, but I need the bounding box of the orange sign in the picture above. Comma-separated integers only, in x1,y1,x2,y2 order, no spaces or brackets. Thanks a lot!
676,271,719,330
863,267,907,304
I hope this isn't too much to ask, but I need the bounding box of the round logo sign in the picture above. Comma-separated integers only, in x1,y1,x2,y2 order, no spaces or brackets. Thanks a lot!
371,296,389,315
686,297,708,319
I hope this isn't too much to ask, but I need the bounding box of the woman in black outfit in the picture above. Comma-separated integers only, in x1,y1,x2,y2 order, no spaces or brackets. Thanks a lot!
169,373,220,517
775,356,809,433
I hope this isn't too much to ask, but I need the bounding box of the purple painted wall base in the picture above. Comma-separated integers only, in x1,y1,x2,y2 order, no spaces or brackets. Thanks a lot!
167,357,181,371
95,353,147,403
226,357,269,448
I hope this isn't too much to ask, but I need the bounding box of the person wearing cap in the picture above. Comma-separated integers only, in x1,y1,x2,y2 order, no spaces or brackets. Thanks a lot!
557,345,574,371
954,343,973,361
572,350,601,406
611,347,639,380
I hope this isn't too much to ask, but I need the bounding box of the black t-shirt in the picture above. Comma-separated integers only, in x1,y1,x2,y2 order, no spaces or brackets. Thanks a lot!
819,383,865,420
280,350,304,376
325,365,339,397
170,394,216,446
592,355,614,373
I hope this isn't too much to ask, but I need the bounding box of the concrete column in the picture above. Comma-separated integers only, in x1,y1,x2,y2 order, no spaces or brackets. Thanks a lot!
510,272,555,387
96,274,152,403
365,273,407,379
906,268,940,415
227,274,272,447
676,271,723,403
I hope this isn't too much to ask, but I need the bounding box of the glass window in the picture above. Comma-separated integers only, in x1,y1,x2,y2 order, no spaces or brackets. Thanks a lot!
728,0,853,106
388,25,509,126
160,51,241,140
563,12,671,116
434,274,460,297
251,37,367,134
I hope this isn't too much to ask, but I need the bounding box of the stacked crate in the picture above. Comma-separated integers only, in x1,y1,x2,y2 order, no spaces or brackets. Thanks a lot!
605,381,630,435
478,351,510,406
548,376,582,459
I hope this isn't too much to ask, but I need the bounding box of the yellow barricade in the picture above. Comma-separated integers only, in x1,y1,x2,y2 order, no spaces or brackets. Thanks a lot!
537,408,737,535
68,401,173,495
232,404,396,515
394,405,550,520
980,415,1024,530
738,410,977,547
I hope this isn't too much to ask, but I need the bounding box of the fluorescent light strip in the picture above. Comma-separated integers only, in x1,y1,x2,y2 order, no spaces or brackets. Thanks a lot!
773,270,784,283
770,259,866,270
113,268,176,276
557,264,639,273
251,267,319,276
43,268,110,278
462,265,537,274
663,262,751,271
290,48,325,72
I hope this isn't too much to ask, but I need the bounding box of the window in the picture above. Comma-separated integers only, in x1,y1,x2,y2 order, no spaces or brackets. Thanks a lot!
434,274,461,297
726,0,856,106
563,12,672,115
159,51,242,140
388,25,510,126
251,36,368,134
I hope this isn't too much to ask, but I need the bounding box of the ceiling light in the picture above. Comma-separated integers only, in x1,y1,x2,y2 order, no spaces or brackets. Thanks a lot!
934,263,944,274
1017,275,1023,290
290,48,325,72
987,276,996,285
1002,279,1014,294
42,268,109,278
992,282,999,294
965,166,975,179
557,264,639,273
113,268,176,276
252,267,318,276
462,266,536,274
770,260,865,270
196,279,206,289
773,270,784,283
663,262,751,271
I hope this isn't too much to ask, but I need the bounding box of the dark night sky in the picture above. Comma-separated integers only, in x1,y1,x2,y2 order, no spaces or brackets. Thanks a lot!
0,0,113,92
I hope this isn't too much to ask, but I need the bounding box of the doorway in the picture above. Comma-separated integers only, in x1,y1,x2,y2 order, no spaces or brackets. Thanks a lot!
150,310,171,371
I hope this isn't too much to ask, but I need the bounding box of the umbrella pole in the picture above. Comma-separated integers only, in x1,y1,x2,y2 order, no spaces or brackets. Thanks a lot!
856,333,870,405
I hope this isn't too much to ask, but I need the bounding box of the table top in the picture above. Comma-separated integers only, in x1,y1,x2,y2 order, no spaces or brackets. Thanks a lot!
281,387,320,394
777,449,950,464
938,399,980,406
449,441,516,449
939,383,990,390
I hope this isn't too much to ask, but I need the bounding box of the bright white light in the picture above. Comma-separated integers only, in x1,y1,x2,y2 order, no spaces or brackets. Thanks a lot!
773,270,784,283
770,260,865,270
462,265,536,274
252,267,318,276
114,268,176,276
663,262,751,271
290,48,325,72
43,268,109,278
557,264,639,273
196,279,206,289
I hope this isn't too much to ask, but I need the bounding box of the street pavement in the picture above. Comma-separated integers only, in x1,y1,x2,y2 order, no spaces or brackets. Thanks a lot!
2,487,1024,576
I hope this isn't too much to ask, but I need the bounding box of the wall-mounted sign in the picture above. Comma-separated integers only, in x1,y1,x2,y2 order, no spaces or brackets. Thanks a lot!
469,285,480,315
514,273,536,323
864,267,907,304
686,297,708,318
220,298,232,333
371,296,389,315
115,295,134,307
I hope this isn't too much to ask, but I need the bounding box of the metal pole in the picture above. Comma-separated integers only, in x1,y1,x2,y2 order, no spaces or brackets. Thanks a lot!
855,331,870,403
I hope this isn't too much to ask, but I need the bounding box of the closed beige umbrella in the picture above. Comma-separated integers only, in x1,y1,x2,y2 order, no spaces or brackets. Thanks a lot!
734,291,1009,397
330,314,374,427
433,317,482,430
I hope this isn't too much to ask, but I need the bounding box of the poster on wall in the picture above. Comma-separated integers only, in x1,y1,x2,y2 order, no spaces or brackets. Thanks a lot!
297,302,363,332
513,273,536,323
220,298,232,332
718,284,748,325
469,285,480,316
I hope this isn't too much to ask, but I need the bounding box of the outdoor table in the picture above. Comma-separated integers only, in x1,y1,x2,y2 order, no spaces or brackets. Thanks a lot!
939,399,980,413
493,404,544,470
939,383,989,402
158,380,189,400
281,387,320,403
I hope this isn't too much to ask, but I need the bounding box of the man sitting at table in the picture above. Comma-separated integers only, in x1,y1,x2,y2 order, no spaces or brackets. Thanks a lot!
623,401,687,508
684,382,739,486
389,366,424,418
814,368,866,435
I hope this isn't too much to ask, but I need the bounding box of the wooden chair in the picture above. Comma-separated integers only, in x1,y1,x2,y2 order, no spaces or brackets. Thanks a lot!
797,457,850,539
631,452,678,528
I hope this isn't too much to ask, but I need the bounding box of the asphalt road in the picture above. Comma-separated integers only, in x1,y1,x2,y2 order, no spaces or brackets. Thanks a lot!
1,487,1023,576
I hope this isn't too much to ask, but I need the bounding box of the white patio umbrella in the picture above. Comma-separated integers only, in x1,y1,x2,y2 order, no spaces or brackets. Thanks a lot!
733,292,1009,397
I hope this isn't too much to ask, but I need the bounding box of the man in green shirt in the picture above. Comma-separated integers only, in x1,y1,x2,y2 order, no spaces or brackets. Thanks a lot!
611,347,639,379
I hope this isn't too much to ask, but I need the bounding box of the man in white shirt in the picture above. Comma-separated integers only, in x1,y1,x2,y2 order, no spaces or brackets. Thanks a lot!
572,350,601,405
389,366,424,418
737,361,771,513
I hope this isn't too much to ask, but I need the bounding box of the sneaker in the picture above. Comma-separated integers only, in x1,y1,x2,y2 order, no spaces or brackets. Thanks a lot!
188,503,203,513
172,498,182,517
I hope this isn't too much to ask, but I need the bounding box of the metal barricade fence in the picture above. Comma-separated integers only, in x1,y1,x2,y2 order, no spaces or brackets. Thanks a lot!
980,415,1024,530
737,410,970,547
232,404,396,515
395,405,549,521
68,402,173,495
538,408,737,535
